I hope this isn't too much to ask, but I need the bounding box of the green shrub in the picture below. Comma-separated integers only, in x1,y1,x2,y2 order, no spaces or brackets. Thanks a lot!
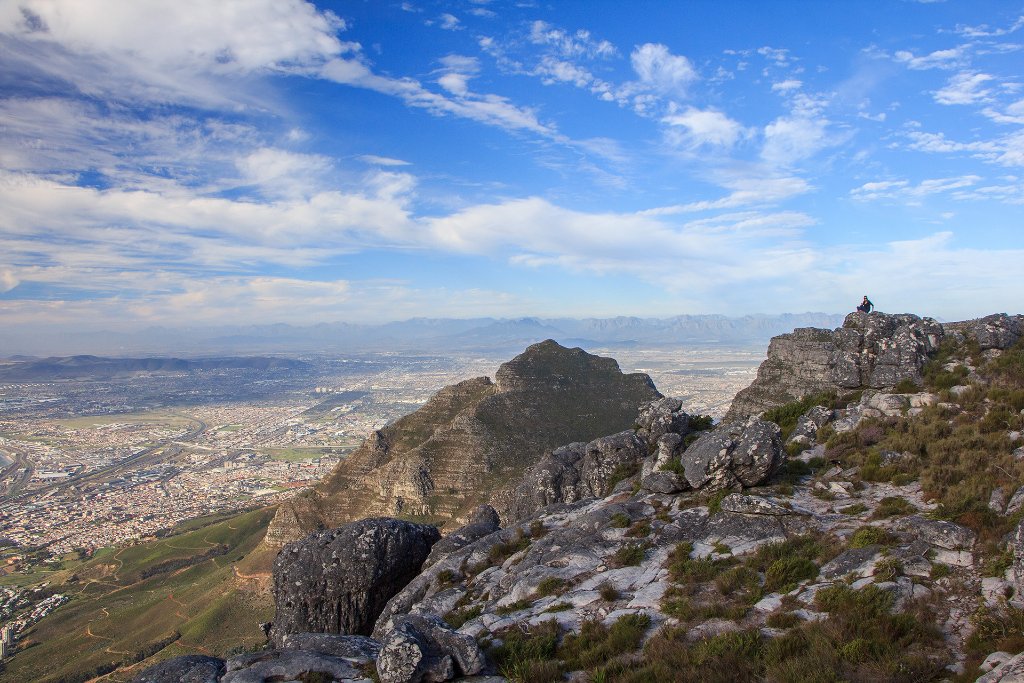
489,620,561,682
894,378,922,394
609,513,631,529
488,529,531,565
766,611,801,629
598,581,619,601
872,496,916,519
610,543,645,567
764,556,818,593
848,526,896,549
763,391,838,440
444,604,482,628
536,576,567,597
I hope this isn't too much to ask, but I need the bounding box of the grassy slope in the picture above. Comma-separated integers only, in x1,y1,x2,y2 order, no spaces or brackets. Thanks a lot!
0,508,277,683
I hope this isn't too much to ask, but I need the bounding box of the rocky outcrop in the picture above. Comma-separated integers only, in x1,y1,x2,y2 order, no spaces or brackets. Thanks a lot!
376,615,485,683
682,417,783,491
727,312,943,421
728,311,1023,422
494,430,649,523
267,340,659,544
424,505,501,569
271,518,440,640
132,655,225,683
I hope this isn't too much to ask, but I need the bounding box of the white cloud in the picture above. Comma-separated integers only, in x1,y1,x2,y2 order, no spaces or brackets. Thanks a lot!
956,16,1024,38
529,21,617,59
0,269,18,292
0,0,347,106
662,107,745,148
642,176,811,215
358,155,411,167
907,130,1024,167
934,71,993,105
761,115,831,166
757,46,791,65
630,43,698,95
893,47,964,70
235,148,331,199
771,79,802,93
849,175,981,203
438,13,462,30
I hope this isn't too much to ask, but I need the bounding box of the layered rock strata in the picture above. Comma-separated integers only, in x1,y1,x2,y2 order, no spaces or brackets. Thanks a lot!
266,340,659,545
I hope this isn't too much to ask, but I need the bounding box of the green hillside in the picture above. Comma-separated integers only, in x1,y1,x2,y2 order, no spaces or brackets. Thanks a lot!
0,508,277,683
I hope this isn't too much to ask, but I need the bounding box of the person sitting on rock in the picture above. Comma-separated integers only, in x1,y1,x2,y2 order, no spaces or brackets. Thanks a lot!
857,295,874,313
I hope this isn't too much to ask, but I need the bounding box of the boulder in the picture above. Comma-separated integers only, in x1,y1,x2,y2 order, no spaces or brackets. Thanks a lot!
498,431,647,522
682,417,783,491
718,493,799,516
893,516,976,550
977,650,1024,682
819,546,881,581
990,488,1008,515
424,506,501,569
223,650,370,683
635,397,690,443
1007,487,1024,516
132,656,225,683
640,433,688,494
787,405,833,444
376,614,486,683
271,518,441,641
274,632,381,661
942,313,1023,351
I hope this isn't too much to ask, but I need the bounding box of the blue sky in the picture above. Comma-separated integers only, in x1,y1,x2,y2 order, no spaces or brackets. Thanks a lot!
0,0,1022,332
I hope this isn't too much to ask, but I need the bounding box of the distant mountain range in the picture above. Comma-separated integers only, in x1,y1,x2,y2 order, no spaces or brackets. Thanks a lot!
0,313,846,357
0,355,308,381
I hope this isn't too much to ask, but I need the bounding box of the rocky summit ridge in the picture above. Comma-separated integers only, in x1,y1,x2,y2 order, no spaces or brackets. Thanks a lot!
135,311,1024,683
265,340,660,546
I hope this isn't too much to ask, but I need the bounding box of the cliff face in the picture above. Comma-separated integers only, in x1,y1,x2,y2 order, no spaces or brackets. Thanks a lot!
725,311,1023,422
265,340,660,546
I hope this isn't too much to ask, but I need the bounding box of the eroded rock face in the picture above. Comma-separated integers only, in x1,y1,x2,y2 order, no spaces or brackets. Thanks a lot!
682,417,783,491
943,313,1023,351
424,506,501,569
727,312,942,421
375,615,485,683
222,650,370,683
271,518,440,641
496,430,648,523
132,656,225,683
268,340,660,545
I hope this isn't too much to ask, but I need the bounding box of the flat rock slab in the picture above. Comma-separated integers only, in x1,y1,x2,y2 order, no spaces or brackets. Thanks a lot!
819,545,881,581
893,515,976,550
223,650,370,683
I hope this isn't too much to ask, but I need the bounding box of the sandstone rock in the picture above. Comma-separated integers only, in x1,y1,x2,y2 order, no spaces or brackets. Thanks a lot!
132,655,225,683
894,515,976,550
990,488,1008,515
980,651,1014,674
976,650,1024,682
272,518,440,640
1007,487,1024,515
819,546,881,581
269,341,660,544
943,313,1023,351
376,614,485,683
787,405,833,444
727,312,943,421
223,649,370,683
635,397,689,443
718,493,798,516
424,506,500,569
498,431,647,522
274,632,381,661
640,433,688,494
682,417,783,491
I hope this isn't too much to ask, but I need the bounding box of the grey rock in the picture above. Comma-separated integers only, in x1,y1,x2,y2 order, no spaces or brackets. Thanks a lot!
1012,519,1024,607
718,493,797,516
425,506,501,569
701,511,787,554
1007,487,1024,515
640,433,688,493
819,546,881,581
894,515,976,550
943,313,1023,351
376,614,486,683
132,656,225,683
683,417,783,491
980,652,1015,674
500,431,647,522
272,517,441,641
223,649,369,683
635,397,690,443
788,405,833,444
727,312,943,421
976,649,1024,682
275,632,381,661
641,470,687,494
990,488,1008,515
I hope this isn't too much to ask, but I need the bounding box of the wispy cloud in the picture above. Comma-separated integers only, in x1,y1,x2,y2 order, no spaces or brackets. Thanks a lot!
934,71,994,104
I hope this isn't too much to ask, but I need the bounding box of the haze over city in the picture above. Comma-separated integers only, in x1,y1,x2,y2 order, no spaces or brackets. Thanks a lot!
1,0,1022,342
